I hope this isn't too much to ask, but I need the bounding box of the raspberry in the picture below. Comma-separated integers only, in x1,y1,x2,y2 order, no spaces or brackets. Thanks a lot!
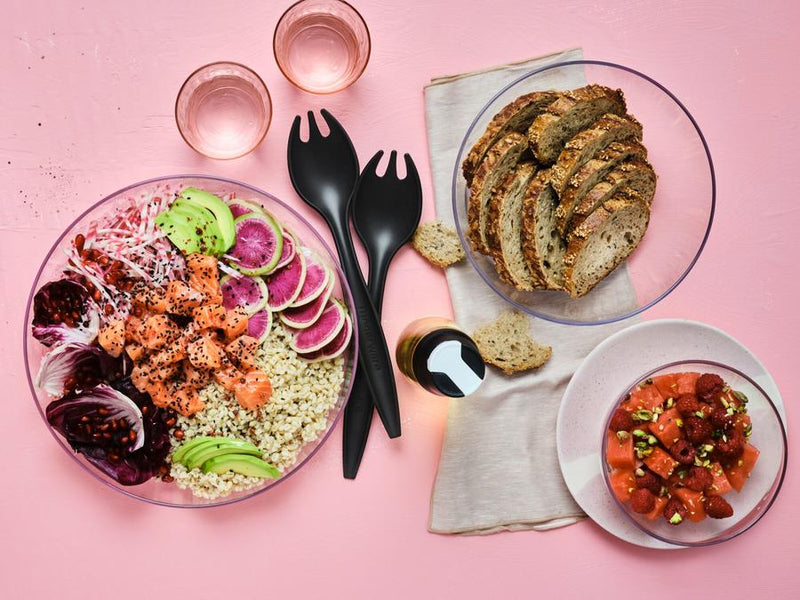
663,497,687,525
670,439,696,465
717,429,745,459
630,488,657,514
710,407,735,430
684,465,714,491
696,373,724,401
609,408,634,432
705,495,734,519
684,416,713,444
635,470,662,495
675,394,701,417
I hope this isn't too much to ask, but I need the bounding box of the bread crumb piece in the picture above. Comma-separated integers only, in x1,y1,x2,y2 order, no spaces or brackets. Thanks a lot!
472,310,551,375
412,220,465,268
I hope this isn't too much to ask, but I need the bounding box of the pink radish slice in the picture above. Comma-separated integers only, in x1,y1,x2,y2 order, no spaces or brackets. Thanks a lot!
290,252,330,307
220,274,269,315
227,199,266,218
298,313,352,362
278,279,333,329
290,300,345,353
228,213,283,276
275,229,297,269
247,308,272,342
265,251,306,312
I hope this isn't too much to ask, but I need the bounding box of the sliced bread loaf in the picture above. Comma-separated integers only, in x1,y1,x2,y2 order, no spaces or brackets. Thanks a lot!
527,85,627,164
520,168,566,290
569,158,656,234
467,132,529,254
485,162,538,290
472,310,552,375
549,113,643,195
412,220,465,268
562,191,650,298
554,140,647,237
462,91,559,185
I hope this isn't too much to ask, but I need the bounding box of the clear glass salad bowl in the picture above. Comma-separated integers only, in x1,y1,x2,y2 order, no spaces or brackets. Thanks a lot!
23,175,357,507
601,360,787,546
452,60,715,325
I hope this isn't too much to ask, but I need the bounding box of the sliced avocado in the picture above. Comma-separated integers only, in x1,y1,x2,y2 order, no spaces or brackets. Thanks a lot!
168,200,225,255
182,438,261,469
172,436,216,464
202,454,281,478
155,210,203,254
185,444,262,471
179,187,236,253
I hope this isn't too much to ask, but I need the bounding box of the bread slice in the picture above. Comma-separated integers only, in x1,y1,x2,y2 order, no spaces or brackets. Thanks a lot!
412,220,465,268
554,140,647,237
520,168,566,290
527,85,627,164
467,132,529,254
569,158,656,234
485,162,538,290
562,191,650,298
549,113,643,195
462,91,559,186
472,310,552,375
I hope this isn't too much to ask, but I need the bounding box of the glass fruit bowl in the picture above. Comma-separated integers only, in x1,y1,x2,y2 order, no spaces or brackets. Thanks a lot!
23,175,357,508
601,360,787,547
452,60,714,325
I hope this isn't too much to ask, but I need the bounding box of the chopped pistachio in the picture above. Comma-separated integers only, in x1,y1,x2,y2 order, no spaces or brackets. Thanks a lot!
694,410,706,419
616,430,630,441
703,459,710,467
722,434,728,442
646,378,653,385
632,409,653,422
726,407,736,416
632,429,647,438
703,444,714,452
647,435,658,445
678,470,686,479
666,398,674,408
669,513,683,524
721,398,729,409
734,390,749,404
635,467,645,477
675,418,683,428
745,425,753,438
738,459,744,467
694,456,703,467
654,406,664,415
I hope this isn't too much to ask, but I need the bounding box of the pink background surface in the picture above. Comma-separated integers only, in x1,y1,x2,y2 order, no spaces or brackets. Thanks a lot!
1,1,798,598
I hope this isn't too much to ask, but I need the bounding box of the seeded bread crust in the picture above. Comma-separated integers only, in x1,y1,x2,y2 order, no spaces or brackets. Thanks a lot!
485,162,538,290
569,158,656,235
462,91,559,186
411,220,465,268
472,310,552,375
562,191,650,298
554,140,647,237
549,113,643,195
520,168,565,290
527,85,627,164
467,132,529,254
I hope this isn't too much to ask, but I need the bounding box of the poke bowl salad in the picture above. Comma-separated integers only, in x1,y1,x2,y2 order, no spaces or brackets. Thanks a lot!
24,176,357,506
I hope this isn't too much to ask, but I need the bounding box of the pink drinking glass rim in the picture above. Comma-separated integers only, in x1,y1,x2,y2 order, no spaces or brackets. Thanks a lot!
451,59,717,326
174,61,273,159
599,358,788,547
22,174,359,508
272,0,372,95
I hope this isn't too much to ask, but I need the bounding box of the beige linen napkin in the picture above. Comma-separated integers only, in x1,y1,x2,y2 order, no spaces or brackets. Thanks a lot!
424,47,639,535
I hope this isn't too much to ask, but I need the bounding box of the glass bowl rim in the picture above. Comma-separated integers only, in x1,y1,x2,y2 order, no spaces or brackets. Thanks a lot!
451,59,717,326
22,173,359,508
600,358,788,547
272,0,372,95
174,61,274,160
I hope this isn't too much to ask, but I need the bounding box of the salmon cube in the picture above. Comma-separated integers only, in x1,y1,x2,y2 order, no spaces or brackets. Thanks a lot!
171,384,205,417
234,370,273,410
124,316,145,344
186,253,222,304
98,320,125,358
140,314,180,350
214,366,245,392
193,304,227,330
183,362,211,388
133,285,168,313
187,336,224,370
225,335,259,371
223,307,249,340
125,343,145,362
166,280,205,315
150,339,187,367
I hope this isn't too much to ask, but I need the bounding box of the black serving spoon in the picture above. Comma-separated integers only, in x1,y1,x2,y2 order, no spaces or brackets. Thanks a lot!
343,150,423,478
287,109,401,439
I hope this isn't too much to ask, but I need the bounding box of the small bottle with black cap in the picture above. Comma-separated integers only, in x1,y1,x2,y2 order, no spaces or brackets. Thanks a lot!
396,317,485,398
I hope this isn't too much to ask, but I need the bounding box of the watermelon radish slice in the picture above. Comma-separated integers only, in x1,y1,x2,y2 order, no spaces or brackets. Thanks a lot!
265,251,306,311
290,300,345,353
247,308,273,342
290,251,330,307
274,229,297,270
298,313,352,362
227,199,266,218
279,279,334,329
227,213,283,276
220,274,269,315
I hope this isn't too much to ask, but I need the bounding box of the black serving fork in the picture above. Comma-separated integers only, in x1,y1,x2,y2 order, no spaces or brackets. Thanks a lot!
287,109,401,439
343,150,423,478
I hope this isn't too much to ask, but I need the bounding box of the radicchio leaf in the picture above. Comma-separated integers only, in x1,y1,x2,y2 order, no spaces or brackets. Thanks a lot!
35,343,130,397
32,279,100,346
